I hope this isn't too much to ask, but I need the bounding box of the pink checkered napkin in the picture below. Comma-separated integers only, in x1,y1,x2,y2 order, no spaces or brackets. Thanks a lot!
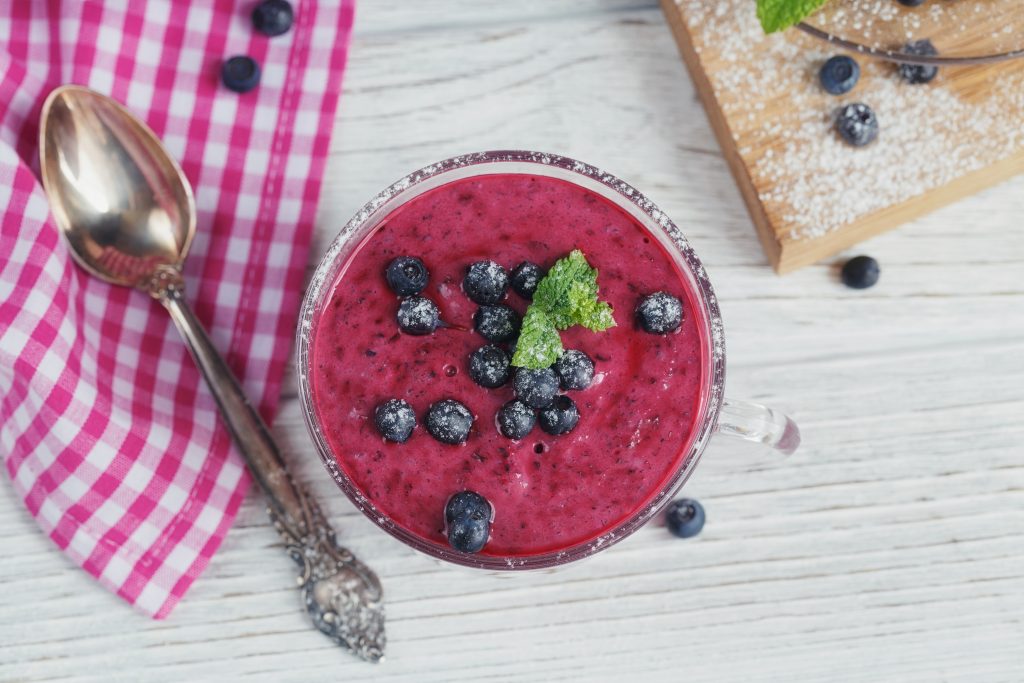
0,0,354,618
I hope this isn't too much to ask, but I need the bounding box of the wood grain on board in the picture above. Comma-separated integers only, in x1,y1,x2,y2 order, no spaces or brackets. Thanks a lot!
661,0,1024,273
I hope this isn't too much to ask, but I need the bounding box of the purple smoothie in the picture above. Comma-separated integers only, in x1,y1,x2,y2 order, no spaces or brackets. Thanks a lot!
311,173,707,557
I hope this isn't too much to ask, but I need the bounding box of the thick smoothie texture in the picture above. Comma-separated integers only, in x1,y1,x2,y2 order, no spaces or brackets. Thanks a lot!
311,173,707,557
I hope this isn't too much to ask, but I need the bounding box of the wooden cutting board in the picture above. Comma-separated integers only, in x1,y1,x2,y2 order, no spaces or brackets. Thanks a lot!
661,0,1024,273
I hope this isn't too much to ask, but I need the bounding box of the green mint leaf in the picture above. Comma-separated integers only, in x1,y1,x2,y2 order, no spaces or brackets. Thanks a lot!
567,280,616,331
756,0,829,33
511,305,563,369
532,249,597,330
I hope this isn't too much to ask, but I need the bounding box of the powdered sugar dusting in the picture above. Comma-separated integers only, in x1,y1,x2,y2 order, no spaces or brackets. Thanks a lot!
676,0,1024,241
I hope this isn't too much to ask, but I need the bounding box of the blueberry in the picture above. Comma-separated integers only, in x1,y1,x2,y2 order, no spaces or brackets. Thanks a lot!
819,55,860,95
835,103,878,147
497,400,536,439
899,39,939,84
445,490,492,525
425,399,474,444
510,261,544,300
840,255,880,289
396,296,439,335
468,345,511,388
445,490,492,553
538,396,579,436
221,56,261,93
252,0,294,36
553,350,594,391
513,367,559,409
373,399,416,443
463,261,509,305
636,292,683,334
897,0,926,5
473,305,520,343
665,498,705,539
385,256,429,296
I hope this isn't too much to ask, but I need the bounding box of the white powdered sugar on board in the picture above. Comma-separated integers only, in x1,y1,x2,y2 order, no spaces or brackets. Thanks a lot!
675,0,1024,241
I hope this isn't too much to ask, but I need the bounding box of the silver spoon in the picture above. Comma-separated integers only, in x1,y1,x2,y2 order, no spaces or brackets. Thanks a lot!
38,85,384,662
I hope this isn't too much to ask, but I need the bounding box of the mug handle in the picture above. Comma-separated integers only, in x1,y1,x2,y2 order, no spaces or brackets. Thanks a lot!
716,398,801,456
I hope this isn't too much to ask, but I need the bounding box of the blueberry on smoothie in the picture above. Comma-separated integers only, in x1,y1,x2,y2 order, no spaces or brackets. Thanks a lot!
463,260,509,305
374,399,416,443
538,395,579,436
835,103,879,148
397,296,440,335
666,498,705,539
510,261,545,300
469,344,511,388
425,399,474,444
513,367,559,409
445,490,492,553
553,349,594,391
497,400,536,440
636,292,683,334
385,256,429,296
473,305,521,343
899,39,939,84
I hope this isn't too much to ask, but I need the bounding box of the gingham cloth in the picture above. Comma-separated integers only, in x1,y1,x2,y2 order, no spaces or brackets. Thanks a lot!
0,0,354,618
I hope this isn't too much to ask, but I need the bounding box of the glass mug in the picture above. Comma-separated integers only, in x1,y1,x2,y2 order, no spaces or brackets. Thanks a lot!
296,151,800,570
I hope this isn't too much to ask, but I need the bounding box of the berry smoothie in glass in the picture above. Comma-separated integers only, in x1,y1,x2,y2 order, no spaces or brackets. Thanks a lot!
297,151,800,569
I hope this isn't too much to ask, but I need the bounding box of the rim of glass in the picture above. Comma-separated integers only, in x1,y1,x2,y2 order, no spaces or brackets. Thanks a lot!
295,150,727,570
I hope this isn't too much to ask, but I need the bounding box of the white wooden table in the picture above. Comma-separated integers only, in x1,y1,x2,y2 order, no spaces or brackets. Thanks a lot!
3,2,1023,680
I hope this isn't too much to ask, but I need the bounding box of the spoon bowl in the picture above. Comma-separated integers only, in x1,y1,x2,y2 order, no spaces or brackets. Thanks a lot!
39,85,194,290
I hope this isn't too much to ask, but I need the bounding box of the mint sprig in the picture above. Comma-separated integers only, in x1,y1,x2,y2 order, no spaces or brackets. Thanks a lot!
511,250,616,369
756,0,829,33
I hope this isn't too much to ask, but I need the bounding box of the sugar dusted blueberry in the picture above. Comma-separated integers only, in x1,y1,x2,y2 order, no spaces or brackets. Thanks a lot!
835,103,878,148
448,516,490,553
510,261,544,300
473,305,520,343
497,400,536,440
538,395,579,436
445,490,492,525
374,399,416,443
666,498,705,539
397,296,440,335
636,291,683,334
463,260,509,305
445,490,492,553
899,39,939,84
385,256,429,296
553,349,594,391
469,345,511,388
513,367,559,409
425,399,474,444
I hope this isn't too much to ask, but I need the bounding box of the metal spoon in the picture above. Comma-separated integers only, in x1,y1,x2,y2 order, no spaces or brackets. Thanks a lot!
38,85,384,662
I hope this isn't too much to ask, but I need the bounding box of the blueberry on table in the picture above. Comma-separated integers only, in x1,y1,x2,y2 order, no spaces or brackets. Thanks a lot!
445,490,492,525
473,304,520,343
497,400,536,440
221,56,261,93
252,0,294,36
469,344,511,388
463,260,509,305
385,256,429,296
897,0,926,5
397,296,440,335
835,103,879,148
538,395,579,436
840,255,881,289
553,349,594,391
425,399,474,444
666,498,705,539
510,261,544,300
374,399,416,443
819,55,860,95
513,367,559,409
636,291,683,334
899,39,939,84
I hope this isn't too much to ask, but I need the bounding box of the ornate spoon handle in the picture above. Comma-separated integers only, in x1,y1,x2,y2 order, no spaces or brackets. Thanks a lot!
153,269,385,662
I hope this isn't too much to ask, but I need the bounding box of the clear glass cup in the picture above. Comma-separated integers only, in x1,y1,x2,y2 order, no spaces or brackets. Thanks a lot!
296,151,800,570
